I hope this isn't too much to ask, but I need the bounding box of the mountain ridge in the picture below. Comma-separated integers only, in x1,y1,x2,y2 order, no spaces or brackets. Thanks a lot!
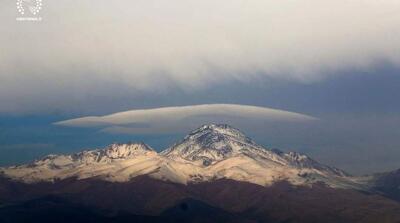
1,175,399,223
1,124,400,223
0,124,366,189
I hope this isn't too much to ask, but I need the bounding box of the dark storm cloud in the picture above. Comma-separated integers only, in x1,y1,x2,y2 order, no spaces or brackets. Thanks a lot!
1,0,400,113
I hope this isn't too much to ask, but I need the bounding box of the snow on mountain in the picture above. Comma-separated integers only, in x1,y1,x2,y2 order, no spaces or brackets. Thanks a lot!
162,124,347,175
0,142,159,183
0,124,361,188
71,142,155,162
160,124,358,187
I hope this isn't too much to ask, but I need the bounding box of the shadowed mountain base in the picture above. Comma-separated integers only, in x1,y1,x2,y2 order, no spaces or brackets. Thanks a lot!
1,176,400,223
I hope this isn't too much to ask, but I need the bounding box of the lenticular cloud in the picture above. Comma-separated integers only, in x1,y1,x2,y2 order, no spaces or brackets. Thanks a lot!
55,104,317,134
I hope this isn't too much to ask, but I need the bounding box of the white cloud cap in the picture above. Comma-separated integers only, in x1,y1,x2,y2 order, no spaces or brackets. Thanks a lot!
55,104,317,134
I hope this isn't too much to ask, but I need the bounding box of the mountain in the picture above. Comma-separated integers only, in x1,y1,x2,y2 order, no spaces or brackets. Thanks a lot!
163,124,347,175
0,142,159,183
162,124,357,187
1,124,400,223
162,124,313,166
364,168,400,202
0,193,251,223
0,176,400,223
1,124,358,188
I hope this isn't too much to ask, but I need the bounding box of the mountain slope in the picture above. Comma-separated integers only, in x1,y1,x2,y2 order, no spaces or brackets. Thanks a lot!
0,194,252,223
0,142,163,183
162,124,356,187
1,124,400,223
163,124,347,173
0,176,399,223
363,168,400,202
0,124,360,188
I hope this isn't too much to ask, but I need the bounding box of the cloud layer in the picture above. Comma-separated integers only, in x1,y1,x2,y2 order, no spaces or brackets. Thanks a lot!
55,104,317,134
1,0,400,113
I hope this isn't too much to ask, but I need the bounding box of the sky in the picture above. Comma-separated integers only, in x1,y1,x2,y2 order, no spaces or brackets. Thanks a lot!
0,0,400,175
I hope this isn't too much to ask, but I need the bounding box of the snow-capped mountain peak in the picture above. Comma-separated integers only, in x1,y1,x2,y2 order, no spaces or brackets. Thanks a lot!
187,124,250,141
0,124,357,188
71,142,155,163
162,124,348,177
0,142,158,183
161,124,263,165
33,142,155,166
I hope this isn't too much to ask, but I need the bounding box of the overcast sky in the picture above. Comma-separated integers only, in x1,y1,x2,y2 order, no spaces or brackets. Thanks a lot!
0,0,400,175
